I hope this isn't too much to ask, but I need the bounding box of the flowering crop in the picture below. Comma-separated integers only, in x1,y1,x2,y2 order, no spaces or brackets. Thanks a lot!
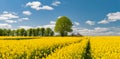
90,36,120,59
0,36,119,59
0,37,83,59
46,39,88,59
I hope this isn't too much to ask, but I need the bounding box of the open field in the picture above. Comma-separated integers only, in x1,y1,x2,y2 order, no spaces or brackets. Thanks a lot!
0,36,120,59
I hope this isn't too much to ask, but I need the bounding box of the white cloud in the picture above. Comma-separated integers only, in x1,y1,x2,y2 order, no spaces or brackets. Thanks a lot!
26,1,54,11
40,6,54,10
36,21,55,30
94,27,109,33
72,27,120,36
40,25,55,30
74,22,80,26
5,20,17,23
0,11,30,25
0,23,12,29
57,16,62,18
98,12,120,24
18,26,33,29
52,1,61,6
18,18,29,22
0,11,19,20
107,12,120,21
23,11,32,16
50,21,56,25
3,11,9,14
98,20,109,24
0,11,30,21
0,11,20,23
86,20,95,25
18,21,55,30
26,1,42,10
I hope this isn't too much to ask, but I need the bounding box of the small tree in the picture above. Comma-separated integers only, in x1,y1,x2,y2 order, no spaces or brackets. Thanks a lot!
45,28,53,36
0,29,3,36
19,28,26,36
3,29,7,36
41,28,45,36
54,16,73,36
15,29,19,36
11,30,16,36
7,29,11,36
50,31,54,36
33,28,37,36
27,28,33,36
36,28,41,36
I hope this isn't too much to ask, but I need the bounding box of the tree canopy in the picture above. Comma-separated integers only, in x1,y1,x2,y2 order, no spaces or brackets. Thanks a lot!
54,16,73,36
0,28,54,36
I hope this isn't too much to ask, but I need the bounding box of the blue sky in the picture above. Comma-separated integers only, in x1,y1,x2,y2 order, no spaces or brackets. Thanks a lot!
0,0,120,35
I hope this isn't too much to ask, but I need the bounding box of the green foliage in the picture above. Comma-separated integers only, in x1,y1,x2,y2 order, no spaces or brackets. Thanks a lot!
0,29,3,36
27,28,33,36
41,28,45,36
45,28,54,36
54,16,73,36
0,28,54,36
19,28,26,36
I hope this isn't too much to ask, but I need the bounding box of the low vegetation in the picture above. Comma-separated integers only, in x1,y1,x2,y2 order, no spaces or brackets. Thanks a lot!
0,36,119,59
0,37,83,59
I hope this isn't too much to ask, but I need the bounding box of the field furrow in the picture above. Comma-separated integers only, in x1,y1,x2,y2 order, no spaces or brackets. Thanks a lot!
46,38,88,59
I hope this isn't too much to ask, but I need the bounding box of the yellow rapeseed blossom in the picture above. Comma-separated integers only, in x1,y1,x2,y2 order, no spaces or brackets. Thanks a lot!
0,36,119,59
90,36,120,59
46,39,88,59
0,37,83,59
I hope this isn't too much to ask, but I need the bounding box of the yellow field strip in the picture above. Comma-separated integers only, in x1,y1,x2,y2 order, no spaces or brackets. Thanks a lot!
0,37,83,59
46,38,88,59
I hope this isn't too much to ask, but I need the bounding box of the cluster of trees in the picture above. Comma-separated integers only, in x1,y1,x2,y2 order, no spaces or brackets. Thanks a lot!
0,28,54,36
0,16,82,36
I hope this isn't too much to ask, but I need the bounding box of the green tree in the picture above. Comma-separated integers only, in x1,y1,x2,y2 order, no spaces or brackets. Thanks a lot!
3,29,7,36
0,29,3,36
54,16,73,36
7,29,11,36
50,31,54,36
41,28,45,36
11,30,16,36
19,28,27,36
36,28,41,36
16,29,21,36
33,28,38,36
45,28,52,36
27,28,33,36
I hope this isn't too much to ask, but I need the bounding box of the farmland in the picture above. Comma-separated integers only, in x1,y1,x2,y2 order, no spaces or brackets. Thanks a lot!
0,36,120,59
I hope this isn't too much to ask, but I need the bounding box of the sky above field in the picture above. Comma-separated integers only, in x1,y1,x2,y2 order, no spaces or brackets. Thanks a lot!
0,0,120,35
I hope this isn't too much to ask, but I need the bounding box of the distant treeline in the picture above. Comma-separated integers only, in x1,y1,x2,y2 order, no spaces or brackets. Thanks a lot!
0,16,83,37
0,28,54,36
